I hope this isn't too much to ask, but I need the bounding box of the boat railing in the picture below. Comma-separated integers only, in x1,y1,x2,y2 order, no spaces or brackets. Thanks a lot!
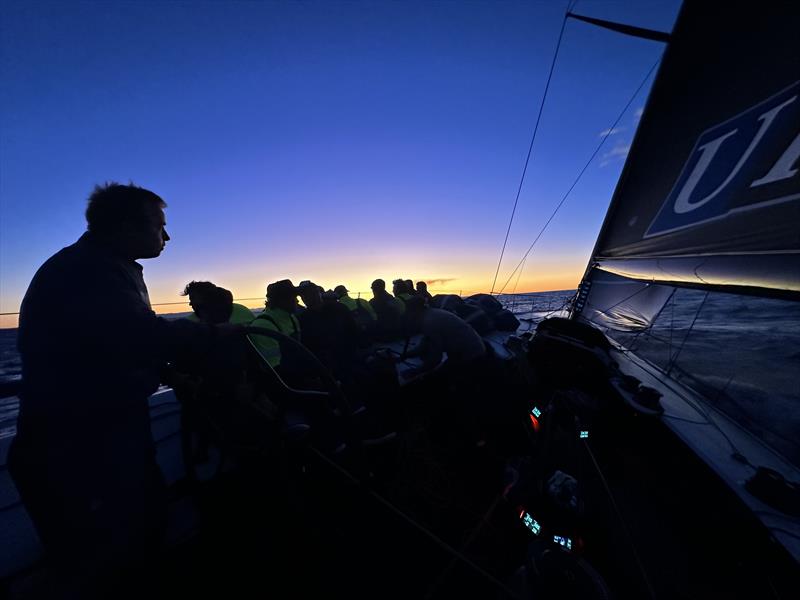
1,290,573,328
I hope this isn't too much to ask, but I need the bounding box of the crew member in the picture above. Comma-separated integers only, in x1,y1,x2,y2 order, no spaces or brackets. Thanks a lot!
369,278,403,339
401,296,486,377
249,279,301,369
182,280,254,325
9,183,236,596
392,278,414,312
415,281,434,305
297,280,360,379
334,284,376,334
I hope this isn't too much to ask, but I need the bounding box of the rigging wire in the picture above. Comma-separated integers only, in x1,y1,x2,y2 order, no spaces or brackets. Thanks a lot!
582,439,657,600
586,287,760,467
510,257,527,311
668,288,675,362
308,446,524,599
763,527,800,542
615,341,758,470
665,291,708,376
495,58,660,296
620,286,673,353
605,288,797,457
584,280,655,326
490,0,572,295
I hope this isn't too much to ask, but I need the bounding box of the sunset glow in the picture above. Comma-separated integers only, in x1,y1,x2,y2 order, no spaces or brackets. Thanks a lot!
0,1,679,328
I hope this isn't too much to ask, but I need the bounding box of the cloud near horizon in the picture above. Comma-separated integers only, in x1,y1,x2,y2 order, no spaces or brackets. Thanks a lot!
424,277,458,287
598,126,625,137
599,142,631,167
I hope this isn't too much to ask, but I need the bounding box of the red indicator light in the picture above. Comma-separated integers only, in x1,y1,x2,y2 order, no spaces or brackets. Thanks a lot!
529,414,540,432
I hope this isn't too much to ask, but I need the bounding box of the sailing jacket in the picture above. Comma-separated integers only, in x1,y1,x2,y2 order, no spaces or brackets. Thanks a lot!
394,293,413,313
249,307,300,367
369,291,404,337
187,302,255,325
338,294,377,321
15,232,216,466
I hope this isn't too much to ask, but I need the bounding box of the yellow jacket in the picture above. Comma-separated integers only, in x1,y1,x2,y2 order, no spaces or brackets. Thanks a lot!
338,294,377,320
249,307,300,368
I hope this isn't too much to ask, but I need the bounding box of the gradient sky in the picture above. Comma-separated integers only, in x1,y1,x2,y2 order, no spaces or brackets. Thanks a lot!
0,0,680,325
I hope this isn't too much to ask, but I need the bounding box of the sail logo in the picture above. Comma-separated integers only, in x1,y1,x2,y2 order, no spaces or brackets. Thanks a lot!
646,80,800,237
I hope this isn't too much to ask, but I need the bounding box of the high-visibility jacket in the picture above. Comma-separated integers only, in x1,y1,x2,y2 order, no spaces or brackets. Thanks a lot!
249,307,300,368
394,293,413,314
186,302,254,325
338,294,377,321
230,303,256,324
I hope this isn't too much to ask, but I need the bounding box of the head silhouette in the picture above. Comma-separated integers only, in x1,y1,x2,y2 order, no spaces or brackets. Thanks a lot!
86,183,169,260
182,281,233,324
298,280,323,309
371,279,386,295
266,279,298,312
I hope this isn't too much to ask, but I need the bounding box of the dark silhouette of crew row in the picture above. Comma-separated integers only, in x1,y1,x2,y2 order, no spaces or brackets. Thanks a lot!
182,277,462,375
9,182,501,598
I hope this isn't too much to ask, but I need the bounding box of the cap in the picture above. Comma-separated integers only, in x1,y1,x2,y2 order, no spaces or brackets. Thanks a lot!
334,285,348,295
266,279,297,298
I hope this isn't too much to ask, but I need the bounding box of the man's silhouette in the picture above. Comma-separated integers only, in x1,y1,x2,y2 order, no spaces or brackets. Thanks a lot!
9,183,226,597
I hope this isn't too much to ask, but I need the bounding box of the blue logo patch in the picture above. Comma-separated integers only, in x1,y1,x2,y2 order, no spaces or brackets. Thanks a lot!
646,81,800,237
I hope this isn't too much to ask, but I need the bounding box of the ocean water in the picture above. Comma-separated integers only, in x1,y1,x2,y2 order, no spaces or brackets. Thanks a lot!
607,289,800,467
2,288,797,467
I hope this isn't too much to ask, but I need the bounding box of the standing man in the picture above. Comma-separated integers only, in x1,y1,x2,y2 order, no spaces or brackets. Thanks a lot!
9,183,229,596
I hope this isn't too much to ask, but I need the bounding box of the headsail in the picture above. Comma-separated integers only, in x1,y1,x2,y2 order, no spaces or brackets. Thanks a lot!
570,1,800,555
581,0,799,309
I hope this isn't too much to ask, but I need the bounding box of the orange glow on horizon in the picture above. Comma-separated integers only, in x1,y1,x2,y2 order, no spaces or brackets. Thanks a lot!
0,258,585,329
144,258,584,307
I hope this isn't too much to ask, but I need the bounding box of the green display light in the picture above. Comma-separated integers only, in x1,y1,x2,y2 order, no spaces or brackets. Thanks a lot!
553,535,573,550
520,511,541,536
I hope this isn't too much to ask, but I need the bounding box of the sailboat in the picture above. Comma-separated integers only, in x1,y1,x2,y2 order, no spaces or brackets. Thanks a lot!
1,0,798,597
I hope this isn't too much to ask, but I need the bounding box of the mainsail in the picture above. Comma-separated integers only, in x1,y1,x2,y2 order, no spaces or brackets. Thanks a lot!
576,0,799,320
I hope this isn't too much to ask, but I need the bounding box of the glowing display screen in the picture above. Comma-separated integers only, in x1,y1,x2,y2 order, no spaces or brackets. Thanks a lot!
553,535,573,550
579,430,589,439
520,511,541,535
531,406,542,418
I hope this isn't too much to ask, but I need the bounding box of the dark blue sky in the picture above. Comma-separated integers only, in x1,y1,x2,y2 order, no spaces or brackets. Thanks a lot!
0,0,680,320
